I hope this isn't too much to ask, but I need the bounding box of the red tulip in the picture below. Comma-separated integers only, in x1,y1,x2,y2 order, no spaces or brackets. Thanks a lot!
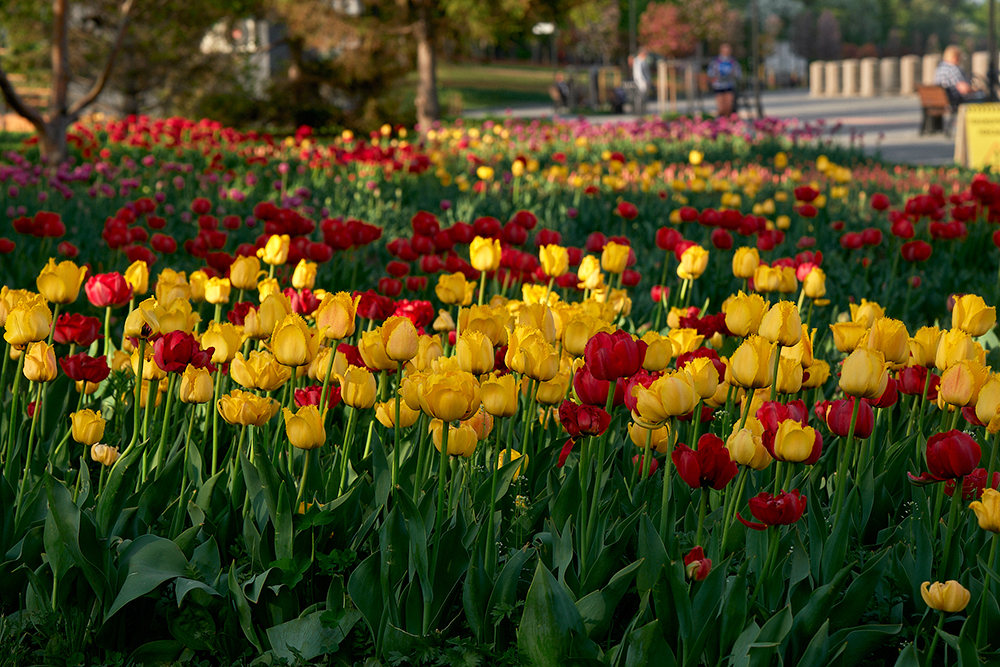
711,228,733,250
650,285,670,303
616,201,639,220
378,277,403,298
794,186,819,202
57,241,79,258
737,490,808,530
85,273,132,308
684,546,712,581
53,313,103,347
59,353,111,383
151,233,178,254
153,331,215,373
870,193,891,211
294,384,342,410
656,227,683,251
908,430,982,484
672,434,739,490
944,467,1000,500
584,330,646,381
558,401,611,439
406,276,428,291
901,240,932,262
585,232,608,252
825,398,875,438
573,366,625,407
357,290,396,321
0,238,14,253
633,453,660,476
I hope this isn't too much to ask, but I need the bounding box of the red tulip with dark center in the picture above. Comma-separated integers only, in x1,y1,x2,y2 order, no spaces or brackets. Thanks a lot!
737,490,808,530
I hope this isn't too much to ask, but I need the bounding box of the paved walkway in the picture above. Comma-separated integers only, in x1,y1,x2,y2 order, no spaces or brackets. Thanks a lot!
466,89,956,166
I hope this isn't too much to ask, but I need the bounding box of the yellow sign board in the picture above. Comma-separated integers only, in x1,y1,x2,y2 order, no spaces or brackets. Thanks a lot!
965,103,1000,170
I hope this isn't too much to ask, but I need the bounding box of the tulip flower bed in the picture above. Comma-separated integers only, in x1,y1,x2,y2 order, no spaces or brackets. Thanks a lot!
3,114,1000,666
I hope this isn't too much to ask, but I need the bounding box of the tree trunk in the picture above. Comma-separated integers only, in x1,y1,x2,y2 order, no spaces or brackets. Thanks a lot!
41,116,71,165
414,3,439,130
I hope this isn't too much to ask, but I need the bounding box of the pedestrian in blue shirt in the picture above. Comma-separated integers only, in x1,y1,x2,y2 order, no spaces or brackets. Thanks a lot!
708,44,742,117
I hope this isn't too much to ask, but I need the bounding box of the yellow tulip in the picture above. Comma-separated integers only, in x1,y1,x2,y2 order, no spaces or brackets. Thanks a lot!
124,260,149,295
257,234,290,265
456,330,494,375
753,265,784,293
497,448,528,476
667,328,704,356
282,405,326,450
535,367,571,405
577,255,604,290
732,247,760,279
179,365,214,404
91,444,120,466
909,326,942,367
775,356,803,394
418,369,481,422
840,348,889,399
727,421,772,470
376,398,421,428
802,267,826,299
292,259,318,290
380,316,419,363
772,420,816,462
4,298,52,348
628,421,672,454
217,389,280,427
229,255,262,291
975,374,1000,433
729,335,776,389
231,350,291,391
437,272,475,307
867,317,909,366
23,341,57,382
781,326,814,367
358,329,394,371
600,242,630,274
36,258,87,304
564,316,611,358
724,291,768,338
123,298,161,340
633,371,698,427
271,314,321,367
920,581,970,613
154,269,191,305
677,245,709,280
759,301,801,347
539,245,569,277
463,407,495,441
685,357,720,400
315,292,360,341
188,270,208,303
505,325,559,382
850,299,885,328
204,277,231,305
939,359,990,408
470,236,502,272
71,409,105,445
970,488,1000,533
802,359,831,388
952,293,996,337
342,366,377,409
431,420,478,457
641,331,674,372
829,322,869,353
481,372,519,417
935,328,979,371
200,322,243,365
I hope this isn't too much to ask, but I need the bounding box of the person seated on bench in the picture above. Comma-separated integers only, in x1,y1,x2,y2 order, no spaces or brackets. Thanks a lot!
934,46,987,108
549,72,571,110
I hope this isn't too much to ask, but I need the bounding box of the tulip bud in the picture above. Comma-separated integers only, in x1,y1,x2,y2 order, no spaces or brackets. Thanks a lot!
342,366,378,409
189,271,208,303
952,293,996,337
939,359,989,408
204,277,231,305
970,488,1000,532
375,398,421,428
677,245,709,280
430,420,478,457
180,365,214,404
867,318,909,367
71,409,106,445
91,443,120,467
758,301,802,347
23,341,58,382
775,356,803,394
829,322,869,353
729,335,776,389
435,272,475,306
315,292,360,341
628,421,672,453
418,369,481,422
380,316,419,362
229,255,262,291
292,259,318,290
4,298,53,348
732,247,760,279
36,258,87,304
271,314,321,367
772,420,818,463
470,236,502,272
802,267,826,299
124,260,150,295
456,330,495,375
481,372,519,417
282,405,326,450
539,244,569,277
600,242,630,274
257,234,291,265
840,348,890,399
497,448,528,476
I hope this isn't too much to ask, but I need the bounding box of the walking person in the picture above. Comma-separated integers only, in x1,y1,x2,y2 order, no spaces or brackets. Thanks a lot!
708,43,742,117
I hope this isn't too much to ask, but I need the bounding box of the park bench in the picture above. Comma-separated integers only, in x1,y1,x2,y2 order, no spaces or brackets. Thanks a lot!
916,85,952,136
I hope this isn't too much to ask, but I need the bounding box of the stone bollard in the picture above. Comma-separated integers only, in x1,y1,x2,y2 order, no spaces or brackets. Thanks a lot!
860,58,878,97
900,55,919,94
841,59,859,96
879,57,899,94
923,54,941,85
825,61,840,96
810,61,825,96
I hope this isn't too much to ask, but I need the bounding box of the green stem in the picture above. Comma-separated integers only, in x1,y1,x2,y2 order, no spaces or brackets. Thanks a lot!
486,417,503,576
3,353,26,478
152,374,178,475
751,526,781,605
128,343,146,453
659,418,676,541
211,367,223,476
988,430,1000,478
584,382,617,561
432,421,450,568
14,382,43,519
924,612,945,667
977,533,999,649
940,474,964,576
722,467,749,554
834,397,862,516
477,268,487,306
769,344,782,402
337,406,357,495
392,361,404,491
319,342,337,416
296,448,312,508
103,306,113,363
695,487,708,546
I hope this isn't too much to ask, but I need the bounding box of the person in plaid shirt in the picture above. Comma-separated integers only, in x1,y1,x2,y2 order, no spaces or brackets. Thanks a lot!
934,46,986,105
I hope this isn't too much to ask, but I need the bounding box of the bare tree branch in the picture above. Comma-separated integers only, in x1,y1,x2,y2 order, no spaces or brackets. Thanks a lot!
68,0,136,118
0,66,46,131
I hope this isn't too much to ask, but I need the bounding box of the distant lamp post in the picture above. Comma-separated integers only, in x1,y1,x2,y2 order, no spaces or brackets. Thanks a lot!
990,0,997,100
532,22,558,72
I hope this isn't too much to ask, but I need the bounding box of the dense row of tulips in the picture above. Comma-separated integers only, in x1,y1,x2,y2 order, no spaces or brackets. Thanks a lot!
2,115,1000,665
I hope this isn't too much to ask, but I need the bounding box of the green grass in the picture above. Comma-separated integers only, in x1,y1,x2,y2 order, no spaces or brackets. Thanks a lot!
405,62,556,111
